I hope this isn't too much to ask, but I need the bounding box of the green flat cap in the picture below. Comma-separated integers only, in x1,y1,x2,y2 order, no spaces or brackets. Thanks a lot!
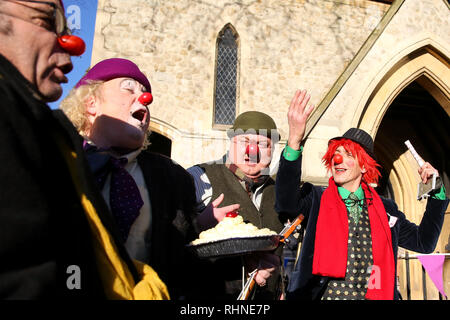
227,111,280,141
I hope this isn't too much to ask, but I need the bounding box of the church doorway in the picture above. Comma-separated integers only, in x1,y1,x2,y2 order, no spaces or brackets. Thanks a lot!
374,78,449,300
147,131,172,157
375,79,449,202
357,45,449,299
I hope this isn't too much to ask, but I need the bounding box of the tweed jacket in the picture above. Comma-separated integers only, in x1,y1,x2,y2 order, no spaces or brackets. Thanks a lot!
193,163,285,300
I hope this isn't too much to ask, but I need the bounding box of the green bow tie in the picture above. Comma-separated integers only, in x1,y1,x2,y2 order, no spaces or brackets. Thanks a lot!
347,192,362,224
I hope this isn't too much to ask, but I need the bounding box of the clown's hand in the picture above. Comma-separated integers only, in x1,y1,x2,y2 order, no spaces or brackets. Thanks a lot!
244,252,280,287
196,194,240,232
287,89,315,151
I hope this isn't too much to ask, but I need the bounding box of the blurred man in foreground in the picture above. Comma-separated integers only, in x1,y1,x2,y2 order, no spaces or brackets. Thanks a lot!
0,0,167,299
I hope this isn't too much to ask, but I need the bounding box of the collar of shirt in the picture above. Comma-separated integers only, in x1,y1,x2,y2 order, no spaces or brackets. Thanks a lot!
110,148,141,164
83,139,142,164
224,160,271,210
337,185,364,210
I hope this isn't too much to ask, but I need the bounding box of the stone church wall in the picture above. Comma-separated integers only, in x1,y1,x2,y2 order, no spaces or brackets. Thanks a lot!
91,0,389,168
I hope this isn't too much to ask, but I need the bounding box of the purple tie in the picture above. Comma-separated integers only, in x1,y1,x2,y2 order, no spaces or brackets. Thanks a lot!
109,157,144,242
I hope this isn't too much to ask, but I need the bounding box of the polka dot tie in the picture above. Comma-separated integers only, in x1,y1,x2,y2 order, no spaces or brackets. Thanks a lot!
109,157,144,242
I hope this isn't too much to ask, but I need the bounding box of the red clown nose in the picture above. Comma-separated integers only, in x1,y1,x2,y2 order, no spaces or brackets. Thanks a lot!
333,154,343,165
58,35,86,56
246,144,260,163
138,92,153,106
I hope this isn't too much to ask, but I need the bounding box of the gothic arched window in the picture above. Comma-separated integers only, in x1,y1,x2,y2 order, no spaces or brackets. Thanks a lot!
214,24,239,127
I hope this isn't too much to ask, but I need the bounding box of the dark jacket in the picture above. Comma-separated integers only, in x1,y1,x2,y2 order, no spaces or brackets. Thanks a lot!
84,149,219,300
138,152,219,300
275,152,448,300
0,54,138,299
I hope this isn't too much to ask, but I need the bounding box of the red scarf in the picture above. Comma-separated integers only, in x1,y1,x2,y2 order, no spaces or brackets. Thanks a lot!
312,177,395,300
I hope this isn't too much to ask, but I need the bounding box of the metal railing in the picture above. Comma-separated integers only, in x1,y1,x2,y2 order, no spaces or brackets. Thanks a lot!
398,252,448,300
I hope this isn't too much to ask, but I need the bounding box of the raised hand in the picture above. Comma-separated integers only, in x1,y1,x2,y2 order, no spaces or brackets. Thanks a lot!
287,89,315,150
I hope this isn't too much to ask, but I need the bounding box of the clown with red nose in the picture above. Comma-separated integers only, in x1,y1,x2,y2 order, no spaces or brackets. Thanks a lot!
275,89,448,301
67,58,154,152
226,111,280,180
60,58,212,299
187,111,285,300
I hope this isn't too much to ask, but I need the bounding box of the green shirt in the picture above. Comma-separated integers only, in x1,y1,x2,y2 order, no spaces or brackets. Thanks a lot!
282,144,303,161
338,185,364,209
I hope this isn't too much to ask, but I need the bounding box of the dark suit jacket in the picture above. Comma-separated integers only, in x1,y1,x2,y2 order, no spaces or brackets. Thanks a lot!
275,152,449,300
137,151,219,300
85,148,219,300
0,54,139,299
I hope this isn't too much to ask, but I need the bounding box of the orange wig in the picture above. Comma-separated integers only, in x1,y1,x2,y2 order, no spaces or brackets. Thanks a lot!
322,138,381,184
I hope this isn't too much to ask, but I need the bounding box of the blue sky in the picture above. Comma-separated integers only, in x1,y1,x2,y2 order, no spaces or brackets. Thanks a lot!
49,0,98,109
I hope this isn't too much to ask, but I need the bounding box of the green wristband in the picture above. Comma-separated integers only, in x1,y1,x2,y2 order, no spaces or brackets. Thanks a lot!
283,144,303,161
431,184,447,200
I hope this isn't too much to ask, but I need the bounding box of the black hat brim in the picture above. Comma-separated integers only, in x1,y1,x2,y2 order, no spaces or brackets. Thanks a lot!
329,136,376,161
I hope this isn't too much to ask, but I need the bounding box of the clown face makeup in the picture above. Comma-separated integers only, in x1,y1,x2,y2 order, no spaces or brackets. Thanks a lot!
86,77,150,152
331,146,367,192
229,134,273,179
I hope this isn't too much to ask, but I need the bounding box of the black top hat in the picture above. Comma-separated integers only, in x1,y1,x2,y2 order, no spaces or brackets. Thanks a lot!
329,128,376,160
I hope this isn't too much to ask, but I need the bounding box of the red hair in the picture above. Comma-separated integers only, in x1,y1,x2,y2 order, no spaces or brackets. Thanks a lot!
322,138,381,184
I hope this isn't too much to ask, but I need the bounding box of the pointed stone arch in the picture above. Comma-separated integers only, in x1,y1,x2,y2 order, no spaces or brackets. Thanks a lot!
356,42,449,210
356,43,449,300
358,38,450,209
358,43,449,211
358,43,449,133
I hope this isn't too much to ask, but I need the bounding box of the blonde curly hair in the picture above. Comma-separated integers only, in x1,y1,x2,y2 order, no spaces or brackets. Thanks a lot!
60,81,151,149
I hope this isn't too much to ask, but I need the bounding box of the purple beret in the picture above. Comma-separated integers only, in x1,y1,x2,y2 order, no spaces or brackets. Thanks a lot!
75,58,151,92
